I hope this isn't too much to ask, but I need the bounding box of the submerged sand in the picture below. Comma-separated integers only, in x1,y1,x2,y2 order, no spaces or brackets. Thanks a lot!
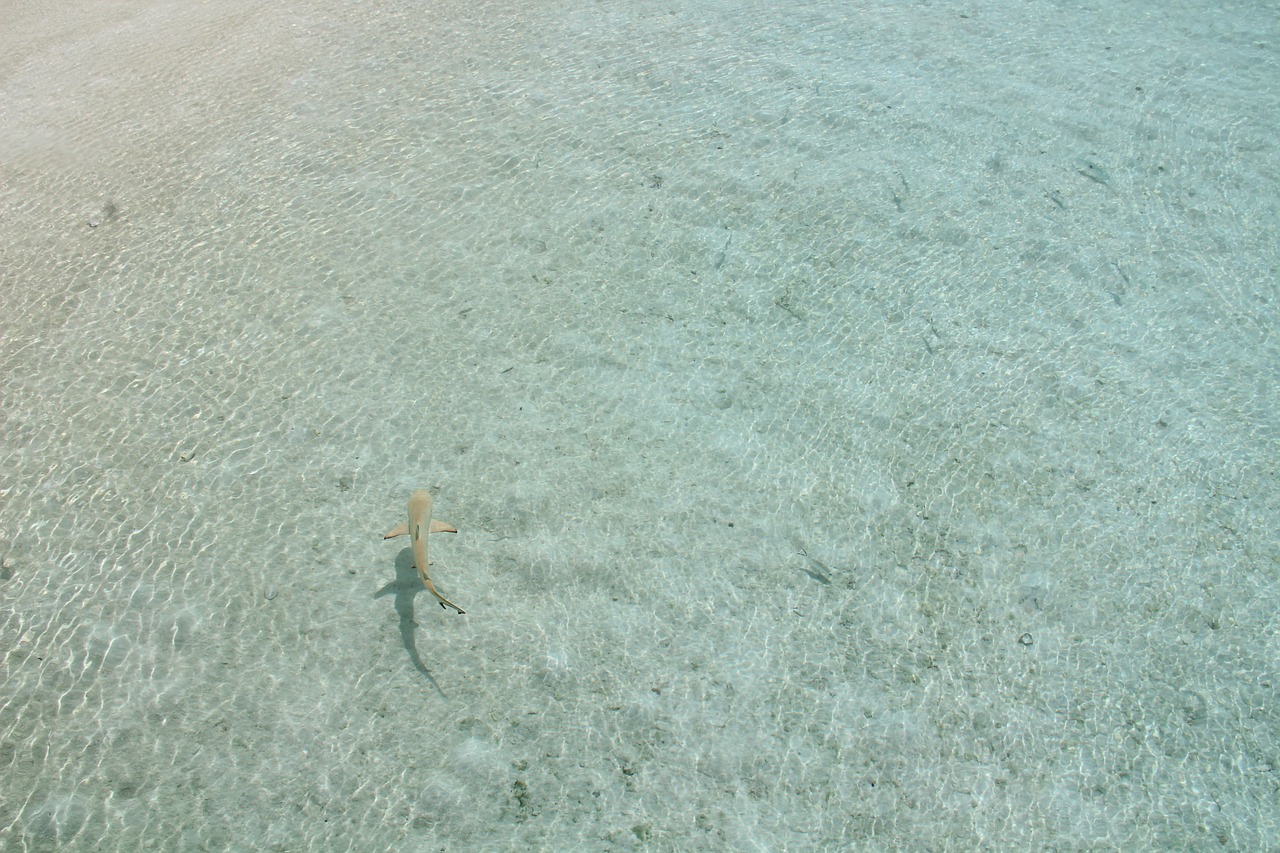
2,0,1277,848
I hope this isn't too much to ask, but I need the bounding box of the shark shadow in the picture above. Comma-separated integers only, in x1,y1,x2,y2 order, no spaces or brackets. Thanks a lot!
374,548,448,697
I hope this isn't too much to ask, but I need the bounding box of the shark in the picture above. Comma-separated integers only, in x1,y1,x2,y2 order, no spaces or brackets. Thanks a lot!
384,489,464,614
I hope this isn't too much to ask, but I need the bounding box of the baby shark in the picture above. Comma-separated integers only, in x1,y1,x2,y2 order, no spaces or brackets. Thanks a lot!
384,489,464,614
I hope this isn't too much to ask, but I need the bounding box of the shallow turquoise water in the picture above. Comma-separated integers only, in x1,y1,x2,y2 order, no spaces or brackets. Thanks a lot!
1,0,1276,848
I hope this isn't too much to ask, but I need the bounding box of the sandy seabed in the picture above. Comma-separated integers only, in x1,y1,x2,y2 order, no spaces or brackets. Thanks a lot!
1,0,1277,849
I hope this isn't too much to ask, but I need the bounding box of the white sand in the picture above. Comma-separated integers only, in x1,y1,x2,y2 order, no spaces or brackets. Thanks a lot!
2,0,1276,848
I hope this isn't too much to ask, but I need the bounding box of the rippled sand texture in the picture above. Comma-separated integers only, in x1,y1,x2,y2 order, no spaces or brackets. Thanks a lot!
2,0,1277,848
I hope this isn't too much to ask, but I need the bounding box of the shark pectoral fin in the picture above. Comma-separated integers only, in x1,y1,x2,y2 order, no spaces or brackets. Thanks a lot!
384,523,409,539
430,520,457,534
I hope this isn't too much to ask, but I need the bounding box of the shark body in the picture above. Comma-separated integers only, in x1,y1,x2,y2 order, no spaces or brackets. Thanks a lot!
384,489,463,614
